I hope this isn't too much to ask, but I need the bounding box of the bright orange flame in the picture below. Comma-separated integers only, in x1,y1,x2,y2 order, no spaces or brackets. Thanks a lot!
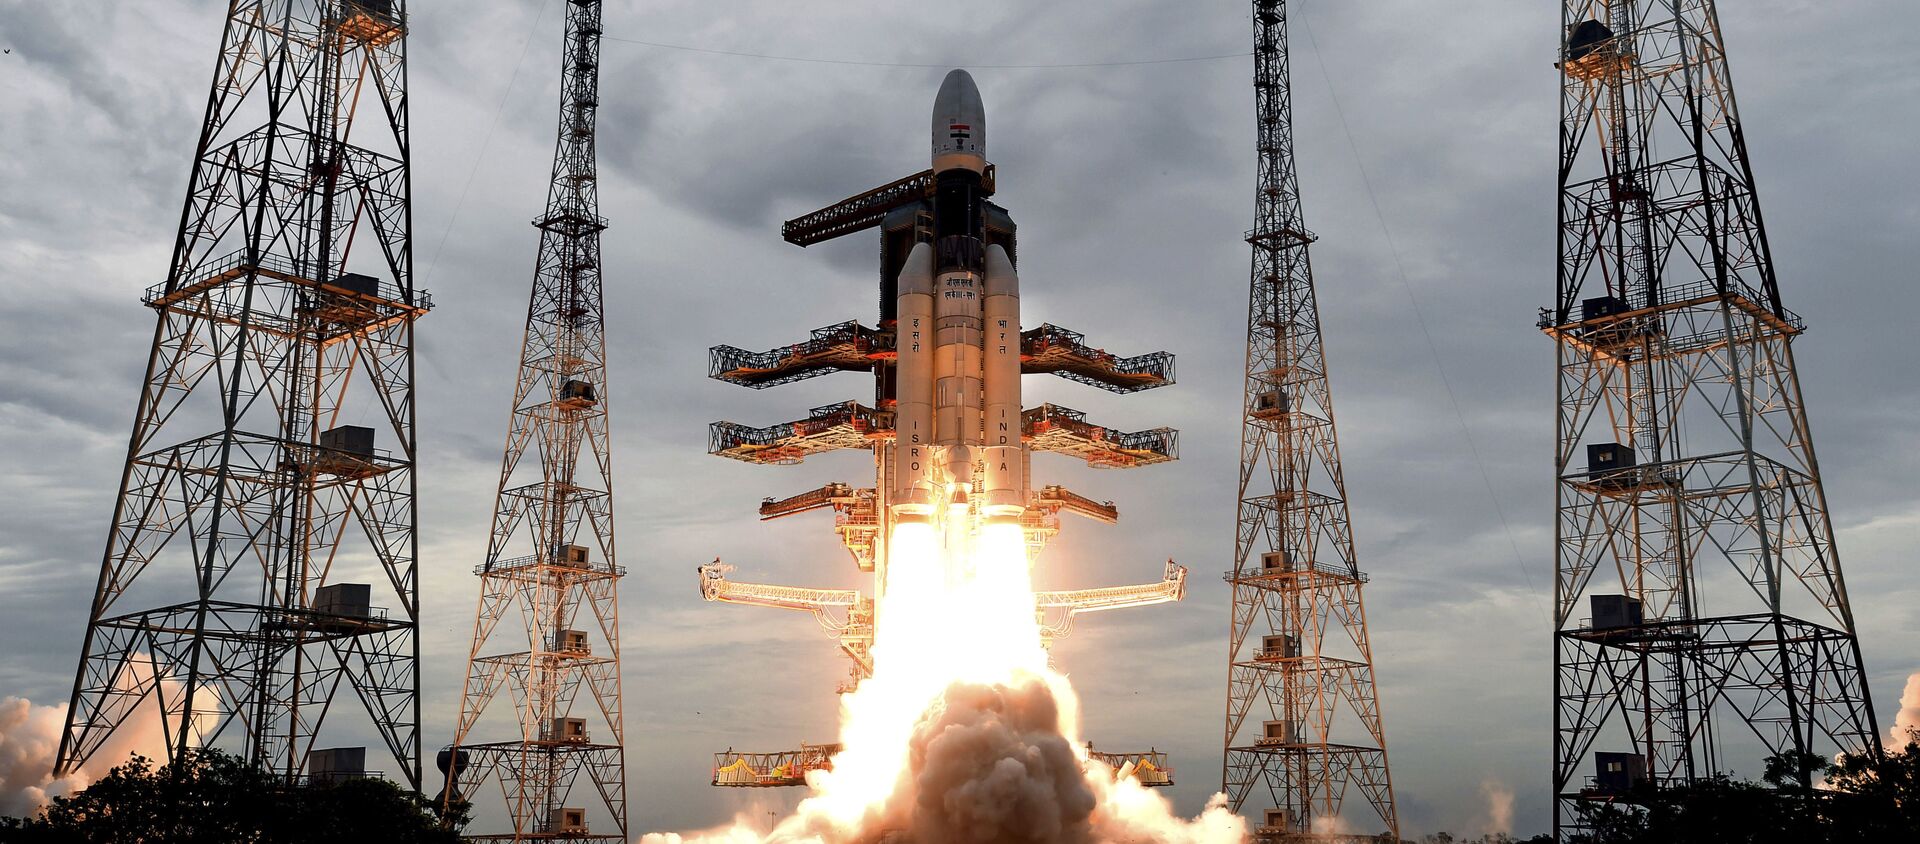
644,519,1243,843
795,520,1053,832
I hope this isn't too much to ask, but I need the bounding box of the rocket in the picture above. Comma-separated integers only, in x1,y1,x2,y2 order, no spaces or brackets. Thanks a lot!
893,69,1026,524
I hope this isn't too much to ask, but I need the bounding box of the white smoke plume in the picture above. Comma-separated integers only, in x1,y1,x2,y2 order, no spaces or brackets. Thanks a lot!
0,696,79,817
638,820,770,844
644,675,1242,843
0,695,171,818
1308,815,1351,836
0,659,206,818
1479,779,1515,837
645,523,1242,844
1889,671,1920,753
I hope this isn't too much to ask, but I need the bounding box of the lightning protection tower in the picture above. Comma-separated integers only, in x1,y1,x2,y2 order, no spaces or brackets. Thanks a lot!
1547,2,1881,836
56,0,426,790
444,1,627,840
1222,2,1398,840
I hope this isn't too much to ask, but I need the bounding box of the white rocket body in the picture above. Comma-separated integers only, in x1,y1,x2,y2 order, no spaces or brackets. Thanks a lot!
933,265,983,499
890,69,1026,523
893,243,936,514
981,244,1022,516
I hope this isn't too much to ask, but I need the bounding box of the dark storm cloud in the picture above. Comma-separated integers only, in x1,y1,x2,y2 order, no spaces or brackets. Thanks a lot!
2,0,1916,838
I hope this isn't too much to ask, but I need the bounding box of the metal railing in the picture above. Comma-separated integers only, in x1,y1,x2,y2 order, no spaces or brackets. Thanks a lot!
1538,277,1802,334
1023,404,1178,461
708,321,882,386
147,249,432,310
1022,324,1174,392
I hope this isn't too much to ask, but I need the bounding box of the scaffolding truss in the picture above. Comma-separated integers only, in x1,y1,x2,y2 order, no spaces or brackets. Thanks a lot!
709,321,888,389
1548,1,1880,837
56,0,426,792
708,320,1173,394
1021,324,1175,393
446,1,628,839
712,744,843,787
1087,747,1175,787
1023,405,1178,467
709,401,891,464
710,402,1175,468
1034,485,1120,524
780,167,995,246
759,483,858,520
1222,2,1399,840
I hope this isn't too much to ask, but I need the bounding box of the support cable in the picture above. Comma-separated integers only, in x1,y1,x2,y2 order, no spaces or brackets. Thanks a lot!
1297,13,1545,619
422,0,554,287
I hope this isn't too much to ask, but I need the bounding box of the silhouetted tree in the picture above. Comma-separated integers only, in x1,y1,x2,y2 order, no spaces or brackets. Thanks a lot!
1822,728,1920,839
0,749,456,844
1564,729,1920,843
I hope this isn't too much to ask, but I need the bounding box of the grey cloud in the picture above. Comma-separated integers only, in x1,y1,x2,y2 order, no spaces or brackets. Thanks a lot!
2,0,1917,838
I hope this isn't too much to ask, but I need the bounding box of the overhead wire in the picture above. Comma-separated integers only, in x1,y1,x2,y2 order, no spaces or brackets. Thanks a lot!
421,0,554,287
1295,13,1549,622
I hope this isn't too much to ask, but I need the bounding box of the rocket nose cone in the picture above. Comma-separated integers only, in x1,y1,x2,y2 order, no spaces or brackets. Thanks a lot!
934,69,981,114
932,69,986,172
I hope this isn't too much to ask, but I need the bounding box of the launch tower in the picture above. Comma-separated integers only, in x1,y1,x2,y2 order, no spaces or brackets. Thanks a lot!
56,0,426,790
1547,1,1881,835
444,0,628,839
699,70,1188,788
1221,2,1400,840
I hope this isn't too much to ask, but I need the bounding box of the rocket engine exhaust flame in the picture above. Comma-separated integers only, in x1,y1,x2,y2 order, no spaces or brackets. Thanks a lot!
649,522,1241,843
662,70,1231,843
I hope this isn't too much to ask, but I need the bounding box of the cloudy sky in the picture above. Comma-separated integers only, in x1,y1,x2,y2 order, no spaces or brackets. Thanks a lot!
2,0,1916,837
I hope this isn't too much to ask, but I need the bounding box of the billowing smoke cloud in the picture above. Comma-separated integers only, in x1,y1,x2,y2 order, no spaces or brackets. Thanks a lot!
0,659,205,818
1889,671,1920,752
644,675,1242,844
0,694,173,818
1479,779,1514,837
643,523,1241,844
896,679,1094,843
0,697,80,817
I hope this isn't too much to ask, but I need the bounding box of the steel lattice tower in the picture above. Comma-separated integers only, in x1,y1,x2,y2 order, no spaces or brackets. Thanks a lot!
1547,2,1882,835
444,1,626,840
55,0,425,790
1222,2,1397,840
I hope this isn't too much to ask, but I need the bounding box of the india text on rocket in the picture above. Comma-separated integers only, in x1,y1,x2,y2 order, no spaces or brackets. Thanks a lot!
698,70,1190,787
